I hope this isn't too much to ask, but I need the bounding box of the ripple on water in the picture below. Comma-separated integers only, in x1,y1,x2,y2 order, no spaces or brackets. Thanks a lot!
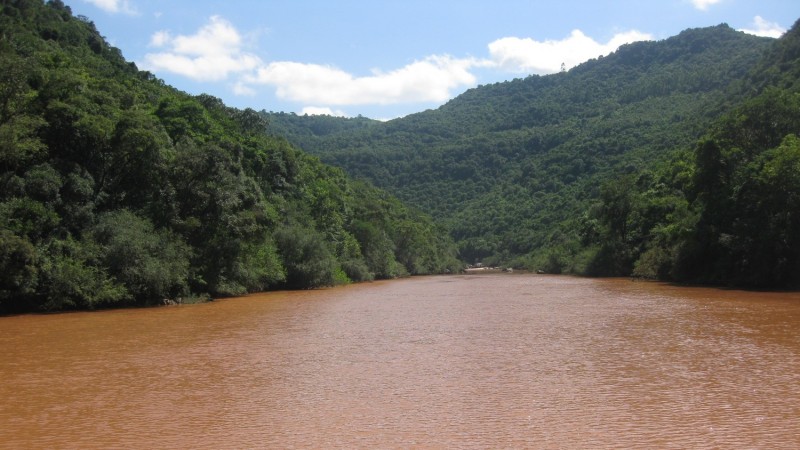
1,274,800,448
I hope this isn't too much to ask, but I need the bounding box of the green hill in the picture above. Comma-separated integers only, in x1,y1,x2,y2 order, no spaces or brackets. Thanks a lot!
0,0,459,313
267,22,800,287
609,18,800,287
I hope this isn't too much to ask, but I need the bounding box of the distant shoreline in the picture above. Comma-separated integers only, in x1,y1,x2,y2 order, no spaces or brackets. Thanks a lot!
463,267,514,274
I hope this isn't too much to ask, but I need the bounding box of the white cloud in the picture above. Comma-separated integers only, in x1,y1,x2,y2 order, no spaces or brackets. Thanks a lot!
487,29,653,74
690,0,723,11
241,29,650,108
149,30,170,47
142,16,262,82
82,0,136,15
232,81,257,96
244,55,482,105
738,16,786,38
141,16,654,114
301,106,348,117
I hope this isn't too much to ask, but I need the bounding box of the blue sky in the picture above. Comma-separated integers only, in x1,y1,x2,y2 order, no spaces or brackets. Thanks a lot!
68,0,797,120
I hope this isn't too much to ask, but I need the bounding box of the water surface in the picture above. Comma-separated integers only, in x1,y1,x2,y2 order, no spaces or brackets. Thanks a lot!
2,274,800,448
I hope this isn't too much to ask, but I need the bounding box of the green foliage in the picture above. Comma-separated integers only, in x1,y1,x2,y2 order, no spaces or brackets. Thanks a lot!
267,24,775,271
0,114,47,171
582,84,800,287
675,89,800,287
36,237,129,311
631,246,670,280
350,219,403,279
0,198,61,242
0,229,38,303
156,96,213,141
210,240,286,296
0,42,47,171
0,0,457,312
92,210,190,302
268,20,800,289
5,0,798,312
338,232,373,282
275,225,340,289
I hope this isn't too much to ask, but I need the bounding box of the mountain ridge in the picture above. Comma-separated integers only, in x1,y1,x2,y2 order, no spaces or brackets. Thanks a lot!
266,23,779,267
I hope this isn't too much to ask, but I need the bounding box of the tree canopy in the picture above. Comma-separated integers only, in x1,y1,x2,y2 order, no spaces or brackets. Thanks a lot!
3,1,799,315
267,20,800,288
0,0,460,313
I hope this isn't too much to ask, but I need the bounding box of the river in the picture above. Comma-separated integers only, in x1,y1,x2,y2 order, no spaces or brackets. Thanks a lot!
2,273,800,448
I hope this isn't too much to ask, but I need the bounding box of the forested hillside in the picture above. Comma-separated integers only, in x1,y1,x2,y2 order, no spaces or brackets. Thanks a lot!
0,0,459,313
268,22,800,287
586,19,800,288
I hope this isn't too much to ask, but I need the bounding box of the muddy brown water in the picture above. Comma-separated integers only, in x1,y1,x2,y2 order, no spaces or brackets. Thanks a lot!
2,274,800,448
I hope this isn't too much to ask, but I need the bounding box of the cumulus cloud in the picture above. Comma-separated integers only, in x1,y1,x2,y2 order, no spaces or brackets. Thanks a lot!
82,0,136,15
690,0,723,11
141,15,654,115
142,16,262,82
241,29,650,108
232,81,257,96
738,16,786,38
243,55,482,105
148,30,171,47
487,29,653,74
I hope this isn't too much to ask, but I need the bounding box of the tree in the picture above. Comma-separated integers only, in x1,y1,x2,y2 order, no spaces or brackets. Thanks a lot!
0,46,46,172
92,210,191,302
36,237,128,311
275,225,340,288
0,230,37,308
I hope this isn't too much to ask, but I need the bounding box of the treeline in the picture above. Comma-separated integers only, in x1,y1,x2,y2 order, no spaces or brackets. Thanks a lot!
266,24,776,274
223,22,800,290
0,0,460,313
578,87,800,288
517,19,800,288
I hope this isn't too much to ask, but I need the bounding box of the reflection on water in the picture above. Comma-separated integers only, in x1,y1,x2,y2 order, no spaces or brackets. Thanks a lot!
2,274,800,448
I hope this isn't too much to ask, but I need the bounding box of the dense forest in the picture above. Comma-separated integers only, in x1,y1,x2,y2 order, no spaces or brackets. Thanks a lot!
0,0,461,313
268,20,800,288
2,1,799,316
